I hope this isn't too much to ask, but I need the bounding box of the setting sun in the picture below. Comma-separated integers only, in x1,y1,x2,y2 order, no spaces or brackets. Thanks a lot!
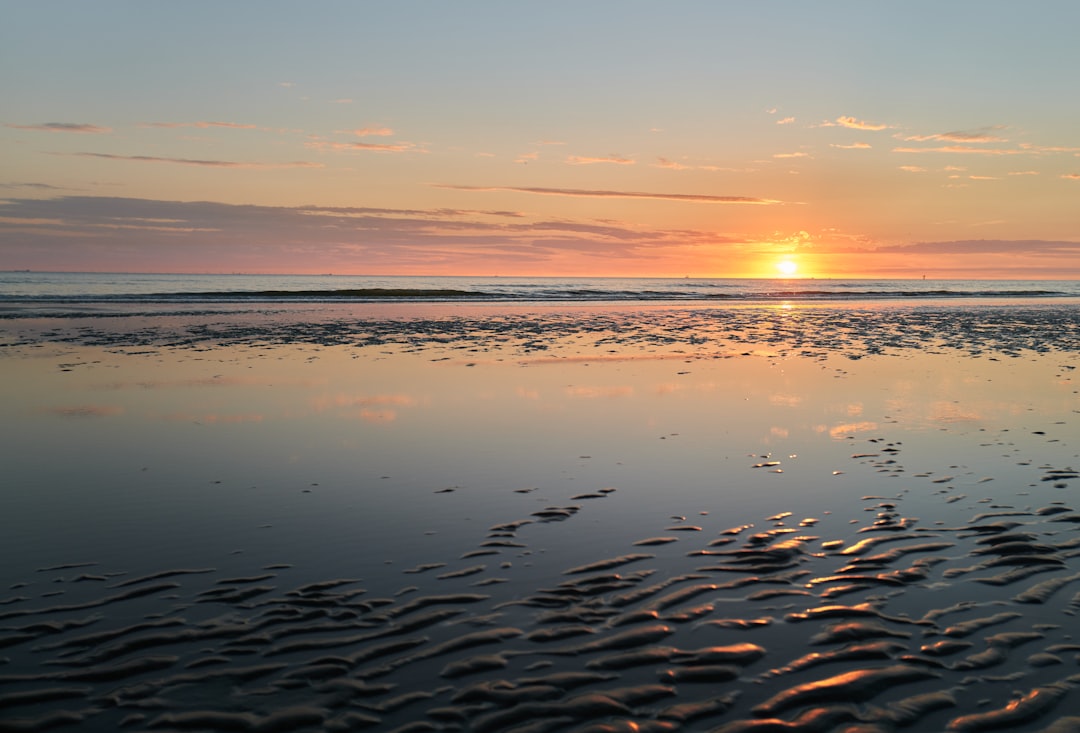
776,259,798,277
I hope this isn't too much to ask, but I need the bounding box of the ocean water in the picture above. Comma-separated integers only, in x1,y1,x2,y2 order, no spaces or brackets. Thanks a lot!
2,271,1079,303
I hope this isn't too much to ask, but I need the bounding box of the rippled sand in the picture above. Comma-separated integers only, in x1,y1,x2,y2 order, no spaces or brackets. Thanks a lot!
1,302,1078,732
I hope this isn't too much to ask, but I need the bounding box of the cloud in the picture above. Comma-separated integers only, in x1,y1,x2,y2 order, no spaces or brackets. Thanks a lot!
898,166,926,172
776,116,795,125
44,404,125,418
1063,173,1080,180
835,116,890,131
350,126,394,137
892,145,1027,156
1020,143,1080,154
896,126,1007,143
141,121,258,129
566,155,635,165
654,157,691,170
1008,170,1039,176
434,184,784,204
0,195,747,273
7,122,111,134
0,181,67,190
298,204,525,219
831,142,871,150
873,239,1080,255
305,140,422,153
773,152,809,159
61,152,322,168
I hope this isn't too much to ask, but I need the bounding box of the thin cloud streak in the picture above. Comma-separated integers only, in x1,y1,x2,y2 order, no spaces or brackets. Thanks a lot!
61,152,323,168
872,239,1080,255
892,145,1028,156
7,122,111,134
349,126,394,137
434,184,785,205
566,155,635,165
896,127,1007,143
305,140,422,153
141,121,258,129
654,157,692,170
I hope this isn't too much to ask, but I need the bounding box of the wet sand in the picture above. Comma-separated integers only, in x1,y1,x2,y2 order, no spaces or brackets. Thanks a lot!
1,301,1079,732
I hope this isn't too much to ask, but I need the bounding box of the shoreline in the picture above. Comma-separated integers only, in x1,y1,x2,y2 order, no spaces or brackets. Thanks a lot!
1,301,1078,378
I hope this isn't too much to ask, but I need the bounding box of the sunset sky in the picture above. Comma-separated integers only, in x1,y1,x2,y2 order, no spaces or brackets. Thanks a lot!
3,1,1080,278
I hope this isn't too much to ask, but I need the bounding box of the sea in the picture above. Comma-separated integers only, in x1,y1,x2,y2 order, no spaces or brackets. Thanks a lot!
2,271,1079,304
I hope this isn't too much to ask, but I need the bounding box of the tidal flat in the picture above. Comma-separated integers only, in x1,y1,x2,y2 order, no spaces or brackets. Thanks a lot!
1,301,1079,732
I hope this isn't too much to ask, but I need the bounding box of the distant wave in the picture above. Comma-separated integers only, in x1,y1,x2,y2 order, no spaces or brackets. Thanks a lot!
0,286,1071,304
1,272,1077,305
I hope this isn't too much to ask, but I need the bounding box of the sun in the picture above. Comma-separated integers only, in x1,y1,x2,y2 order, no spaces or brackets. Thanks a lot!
776,259,798,277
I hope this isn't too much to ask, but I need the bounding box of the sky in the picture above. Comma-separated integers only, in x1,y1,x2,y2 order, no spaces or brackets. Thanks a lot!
3,1,1080,279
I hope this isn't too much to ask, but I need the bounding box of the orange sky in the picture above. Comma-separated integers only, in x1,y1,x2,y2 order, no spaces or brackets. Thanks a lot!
2,3,1080,278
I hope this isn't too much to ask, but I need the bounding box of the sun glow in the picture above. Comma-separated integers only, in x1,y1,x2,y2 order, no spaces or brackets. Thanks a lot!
776,259,798,277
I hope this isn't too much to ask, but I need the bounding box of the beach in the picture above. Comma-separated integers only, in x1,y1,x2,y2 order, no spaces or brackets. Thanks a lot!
2,300,1079,732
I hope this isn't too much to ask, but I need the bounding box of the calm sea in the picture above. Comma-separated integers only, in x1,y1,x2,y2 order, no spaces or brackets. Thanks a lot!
2,271,1078,304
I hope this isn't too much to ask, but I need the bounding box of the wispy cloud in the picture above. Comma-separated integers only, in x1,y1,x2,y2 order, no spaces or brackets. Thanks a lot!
896,126,1007,143
44,404,124,418
873,239,1080,255
62,152,322,168
830,142,871,150
349,126,394,137
7,122,111,134
434,184,784,204
835,116,891,131
654,157,692,170
1063,173,1080,180
898,165,926,172
892,145,1027,156
1020,143,1080,154
0,181,67,190
141,121,258,129
773,152,810,159
566,155,635,165
305,140,422,153
776,116,795,125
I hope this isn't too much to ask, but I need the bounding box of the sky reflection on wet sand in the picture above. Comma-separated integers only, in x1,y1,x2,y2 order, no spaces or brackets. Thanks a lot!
1,303,1078,731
